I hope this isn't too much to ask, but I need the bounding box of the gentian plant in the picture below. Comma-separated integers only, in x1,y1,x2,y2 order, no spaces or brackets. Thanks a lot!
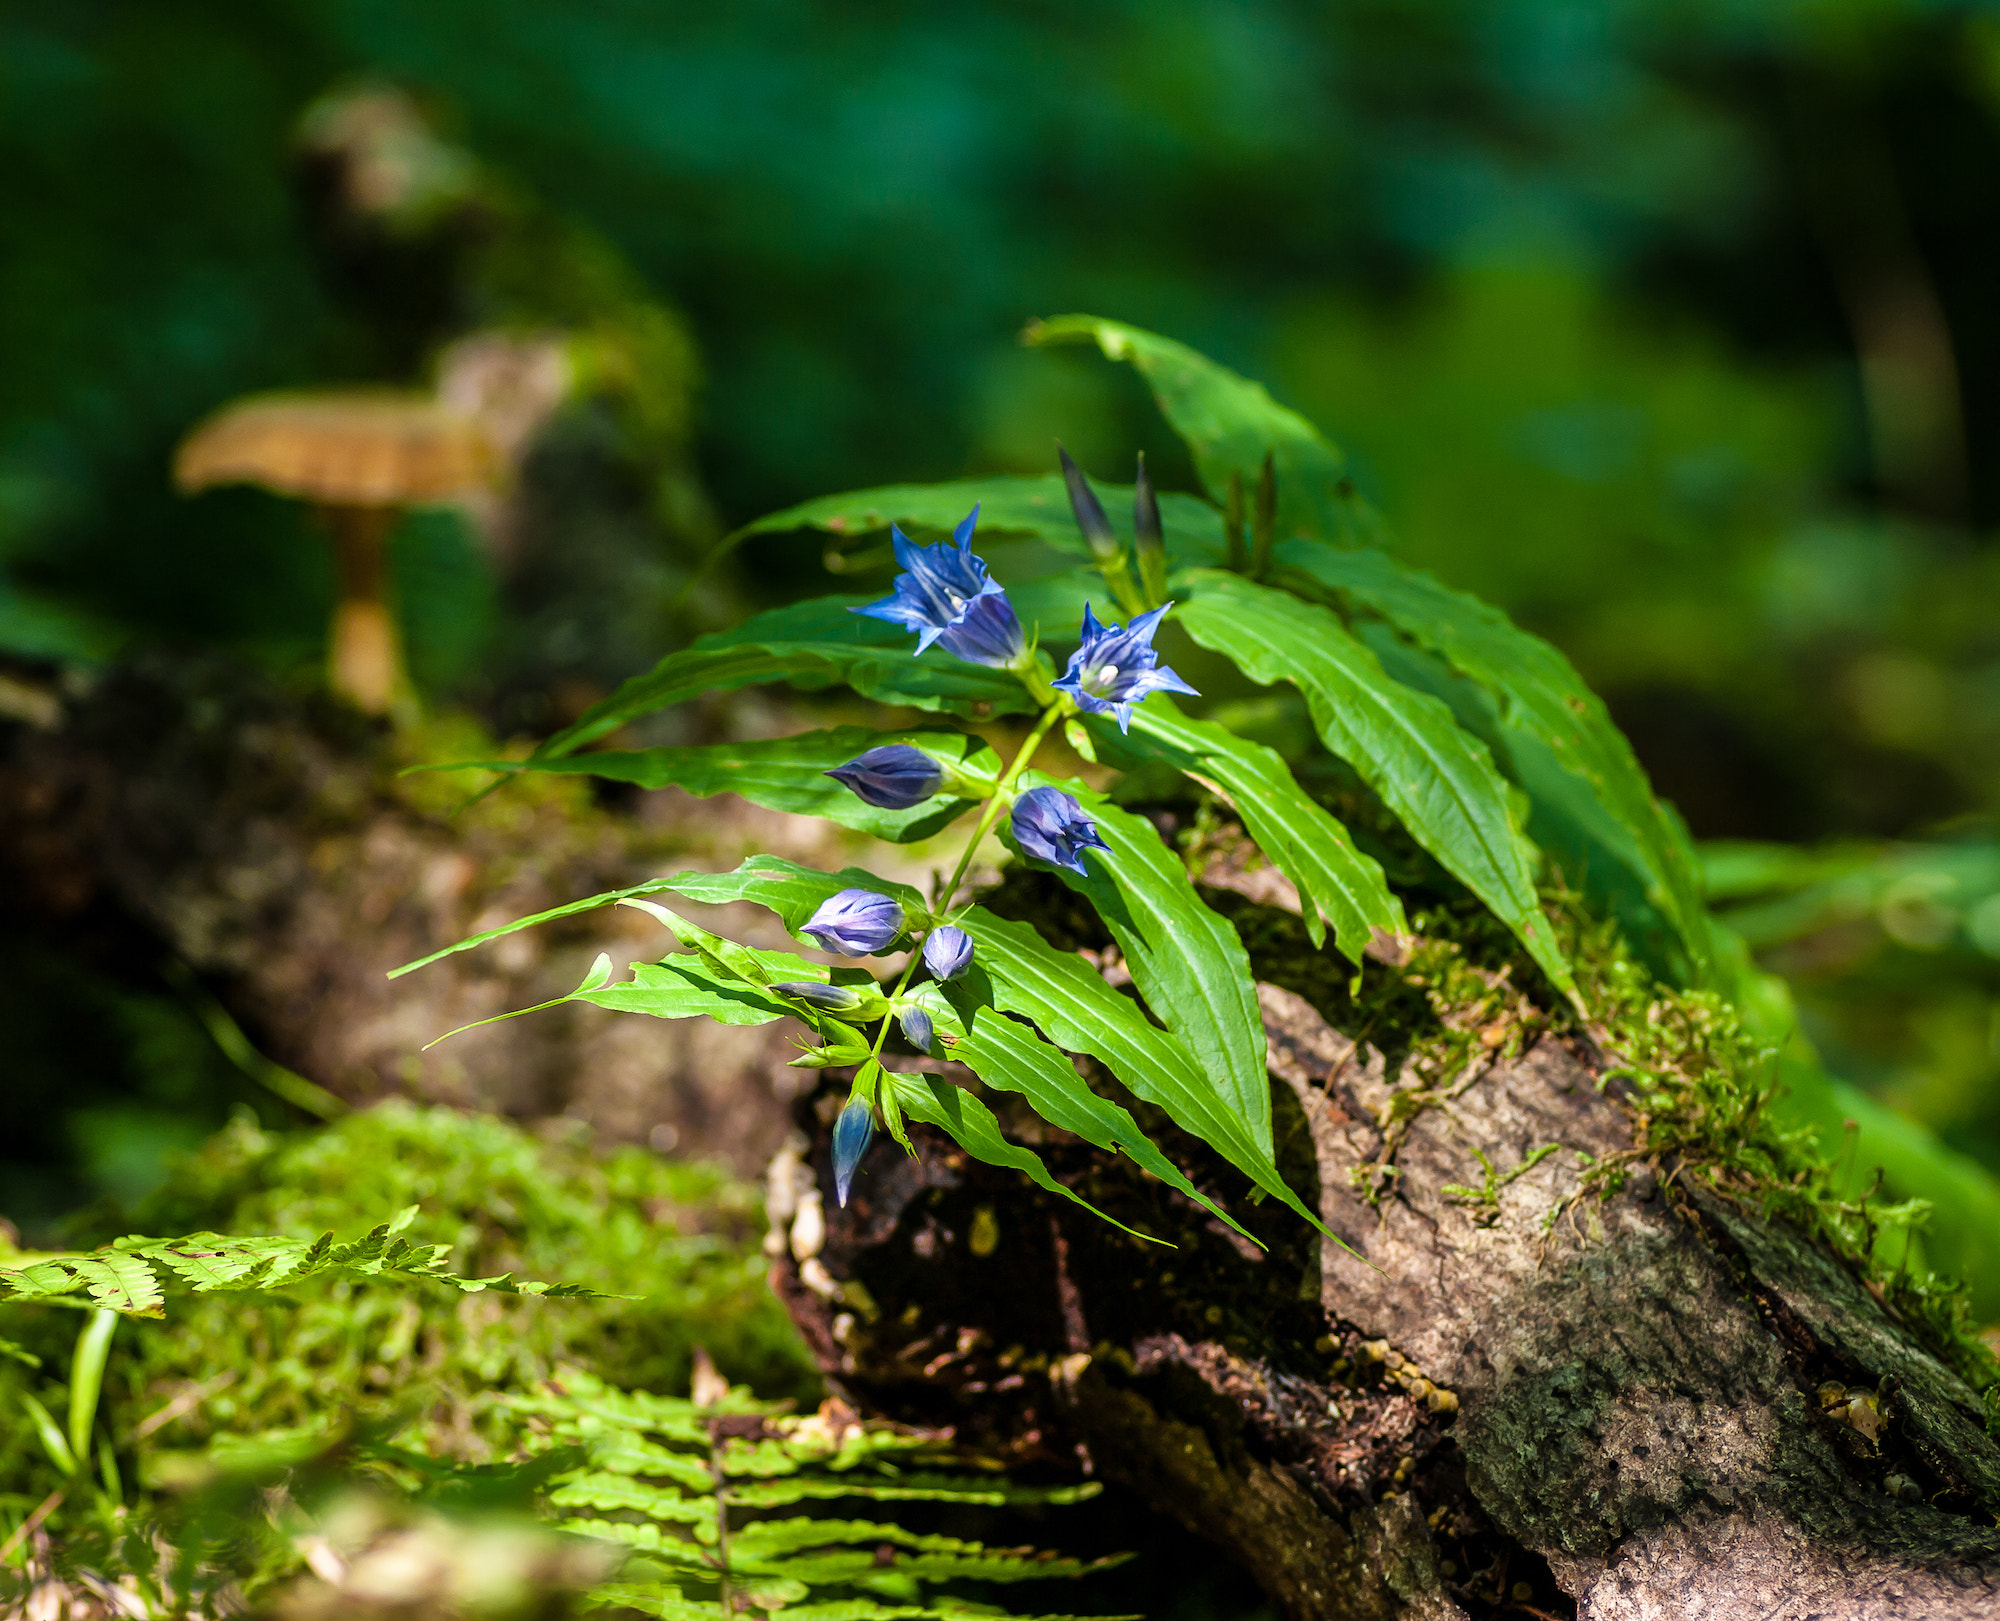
398,316,1715,1239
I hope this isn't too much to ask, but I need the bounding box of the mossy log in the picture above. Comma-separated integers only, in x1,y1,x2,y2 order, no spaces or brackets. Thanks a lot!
772,877,2000,1620
0,654,812,1171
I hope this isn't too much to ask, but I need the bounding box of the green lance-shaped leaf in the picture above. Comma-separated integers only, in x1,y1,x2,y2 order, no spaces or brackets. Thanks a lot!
952,908,1319,1231
932,995,1256,1245
1011,771,1275,1155
1026,315,1379,550
390,857,925,980
1175,571,1576,1002
1089,698,1407,966
436,728,997,845
738,474,1226,571
650,857,929,942
1277,541,1713,983
582,959,794,1027
538,596,1034,761
882,1070,1148,1239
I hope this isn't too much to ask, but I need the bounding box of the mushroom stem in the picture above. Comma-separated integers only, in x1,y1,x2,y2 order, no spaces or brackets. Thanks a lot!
323,504,409,717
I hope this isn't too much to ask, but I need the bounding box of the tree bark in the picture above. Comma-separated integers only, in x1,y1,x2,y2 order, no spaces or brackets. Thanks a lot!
772,891,2000,1619
0,653,815,1172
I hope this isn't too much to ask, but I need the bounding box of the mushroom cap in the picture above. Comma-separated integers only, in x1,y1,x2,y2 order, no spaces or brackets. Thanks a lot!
173,389,498,507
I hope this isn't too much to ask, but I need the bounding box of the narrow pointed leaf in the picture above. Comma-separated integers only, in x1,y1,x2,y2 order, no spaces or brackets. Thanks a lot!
1092,698,1406,964
727,1473,1095,1508
1027,316,1379,549
650,857,927,940
946,1001,1256,1245
882,1070,1149,1239
738,475,1226,570
1012,771,1273,1154
1278,541,1712,983
1175,572,1575,1001
390,858,924,981
444,728,995,844
580,960,791,1026
539,597,1034,760
952,909,1319,1230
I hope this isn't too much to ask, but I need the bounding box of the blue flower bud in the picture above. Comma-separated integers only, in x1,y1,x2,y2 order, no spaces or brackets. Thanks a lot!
832,1097,875,1206
922,925,974,981
898,1005,935,1054
801,889,905,956
1059,445,1119,562
1011,785,1110,876
771,981,864,1013
825,744,944,811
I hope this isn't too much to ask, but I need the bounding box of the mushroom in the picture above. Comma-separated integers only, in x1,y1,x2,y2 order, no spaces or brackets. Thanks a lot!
173,389,497,715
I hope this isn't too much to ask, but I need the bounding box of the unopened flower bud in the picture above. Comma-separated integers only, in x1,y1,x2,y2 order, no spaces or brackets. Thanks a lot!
771,981,864,1013
898,1005,935,1054
825,744,943,810
1011,785,1109,876
922,925,974,981
801,889,905,956
832,1097,875,1207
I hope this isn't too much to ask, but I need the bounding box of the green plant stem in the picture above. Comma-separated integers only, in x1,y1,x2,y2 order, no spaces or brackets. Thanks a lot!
868,699,1067,1063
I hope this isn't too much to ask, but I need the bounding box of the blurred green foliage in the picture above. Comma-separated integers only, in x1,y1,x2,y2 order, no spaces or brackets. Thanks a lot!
0,1101,811,1529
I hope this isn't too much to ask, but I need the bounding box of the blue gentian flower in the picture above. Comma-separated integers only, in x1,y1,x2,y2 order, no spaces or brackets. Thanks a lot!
1052,603,1198,732
801,889,905,956
832,1096,875,1206
771,981,864,1013
922,925,974,981
1011,785,1110,876
824,744,943,810
898,1005,935,1054
853,506,1026,668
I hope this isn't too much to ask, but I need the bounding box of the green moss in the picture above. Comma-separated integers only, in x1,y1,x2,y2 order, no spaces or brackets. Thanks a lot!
0,1102,815,1517
1196,787,2000,1404
1546,898,2000,1400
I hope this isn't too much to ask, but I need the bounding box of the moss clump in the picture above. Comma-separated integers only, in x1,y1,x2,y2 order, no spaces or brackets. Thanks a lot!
0,1102,816,1513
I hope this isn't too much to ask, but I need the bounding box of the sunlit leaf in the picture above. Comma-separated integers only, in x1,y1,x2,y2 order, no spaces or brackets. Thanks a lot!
1010,771,1274,1153
882,1070,1145,1237
953,908,1318,1229
1278,540,1711,983
448,727,997,843
1092,697,1407,965
944,999,1253,1244
540,597,1035,760
1027,315,1379,549
1175,571,1576,1002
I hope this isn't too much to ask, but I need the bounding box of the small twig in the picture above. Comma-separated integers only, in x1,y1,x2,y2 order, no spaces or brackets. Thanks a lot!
0,1490,64,1566
126,1369,238,1444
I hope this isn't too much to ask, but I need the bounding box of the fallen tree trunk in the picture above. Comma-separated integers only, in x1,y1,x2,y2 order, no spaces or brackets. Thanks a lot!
0,653,814,1171
771,881,2000,1620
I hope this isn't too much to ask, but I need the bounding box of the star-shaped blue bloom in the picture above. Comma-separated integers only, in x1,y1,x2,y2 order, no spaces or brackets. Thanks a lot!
1052,603,1199,732
852,505,1026,668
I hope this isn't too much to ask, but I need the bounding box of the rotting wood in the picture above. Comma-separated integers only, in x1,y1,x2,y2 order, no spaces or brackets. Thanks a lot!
777,941,2000,1620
